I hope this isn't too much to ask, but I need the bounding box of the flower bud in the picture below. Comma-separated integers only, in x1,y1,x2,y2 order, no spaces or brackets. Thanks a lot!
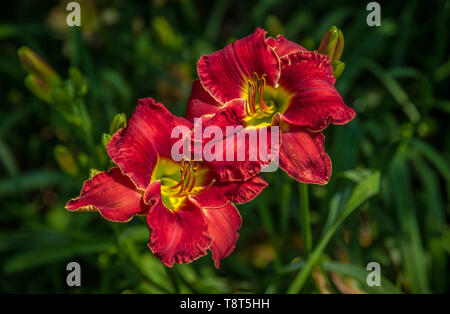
89,168,102,178
77,152,89,168
334,29,344,61
266,15,284,37
109,113,127,134
332,61,345,79
69,67,88,96
318,26,344,62
51,88,66,105
24,74,53,104
54,145,79,177
18,46,62,87
152,16,182,49
102,133,112,148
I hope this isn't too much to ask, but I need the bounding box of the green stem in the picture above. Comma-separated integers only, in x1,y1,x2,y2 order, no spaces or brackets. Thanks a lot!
299,183,312,257
76,99,97,164
257,202,282,269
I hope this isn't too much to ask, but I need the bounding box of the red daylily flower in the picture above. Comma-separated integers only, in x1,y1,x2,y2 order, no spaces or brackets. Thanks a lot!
186,28,356,184
66,98,267,267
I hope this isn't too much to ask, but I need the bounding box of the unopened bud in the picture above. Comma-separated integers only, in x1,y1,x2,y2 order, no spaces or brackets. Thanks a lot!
52,84,77,106
109,113,127,134
54,145,79,177
69,67,88,96
152,16,181,49
334,29,344,61
266,15,284,37
51,87,68,104
318,26,344,62
102,133,112,148
89,168,102,178
25,74,53,104
332,61,345,79
18,46,62,87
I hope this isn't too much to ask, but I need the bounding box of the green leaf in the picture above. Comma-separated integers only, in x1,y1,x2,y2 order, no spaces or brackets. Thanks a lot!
287,171,381,293
0,170,77,197
322,261,402,294
363,59,420,123
0,140,18,176
4,236,114,274
342,170,380,217
340,168,375,183
408,138,450,197
389,152,429,293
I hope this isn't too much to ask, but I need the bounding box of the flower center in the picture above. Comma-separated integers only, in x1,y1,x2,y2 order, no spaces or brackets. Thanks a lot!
152,157,214,211
244,73,292,128
245,73,276,120
161,159,201,197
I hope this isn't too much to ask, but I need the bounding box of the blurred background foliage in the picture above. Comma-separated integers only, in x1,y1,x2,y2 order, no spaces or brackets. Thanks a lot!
0,0,449,293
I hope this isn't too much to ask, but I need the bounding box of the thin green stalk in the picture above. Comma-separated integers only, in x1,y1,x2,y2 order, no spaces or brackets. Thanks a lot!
76,99,97,164
299,183,312,257
257,202,282,269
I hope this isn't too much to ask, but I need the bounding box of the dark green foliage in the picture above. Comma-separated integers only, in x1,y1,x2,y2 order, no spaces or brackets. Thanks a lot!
0,0,448,293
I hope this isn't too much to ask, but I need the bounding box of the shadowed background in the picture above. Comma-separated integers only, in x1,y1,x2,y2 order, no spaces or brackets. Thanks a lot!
0,0,449,293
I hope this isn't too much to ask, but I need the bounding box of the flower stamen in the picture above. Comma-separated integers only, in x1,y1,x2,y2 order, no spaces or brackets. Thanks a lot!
246,73,275,119
161,159,207,198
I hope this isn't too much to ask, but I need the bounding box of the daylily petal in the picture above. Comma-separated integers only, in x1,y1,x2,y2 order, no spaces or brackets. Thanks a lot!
186,79,222,122
66,167,147,222
278,51,355,132
199,200,242,268
207,123,279,182
213,176,268,204
107,97,193,189
207,129,278,181
192,174,267,209
147,196,212,267
278,128,331,184
143,180,162,206
206,157,262,185
226,175,268,204
266,34,307,58
198,27,280,104
193,98,246,138
190,99,264,181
